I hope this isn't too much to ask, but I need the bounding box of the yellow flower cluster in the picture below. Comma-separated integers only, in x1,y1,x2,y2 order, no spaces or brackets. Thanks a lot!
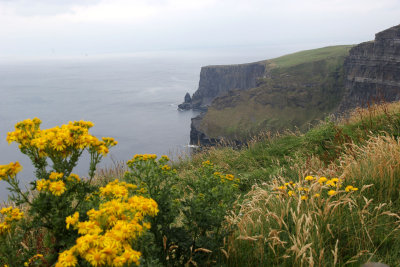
0,207,24,235
6,118,117,158
213,172,240,184
0,162,22,181
24,254,44,266
99,180,137,199
36,172,81,197
161,165,171,171
274,175,358,201
126,154,157,165
66,212,79,230
57,181,158,267
160,155,169,161
202,160,213,167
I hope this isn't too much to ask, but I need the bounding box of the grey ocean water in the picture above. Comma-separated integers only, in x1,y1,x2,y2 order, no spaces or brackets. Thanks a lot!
0,46,315,201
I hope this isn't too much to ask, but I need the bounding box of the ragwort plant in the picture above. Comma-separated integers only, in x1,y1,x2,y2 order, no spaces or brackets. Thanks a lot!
58,179,159,267
124,154,182,266
181,160,240,266
0,118,118,265
124,156,240,266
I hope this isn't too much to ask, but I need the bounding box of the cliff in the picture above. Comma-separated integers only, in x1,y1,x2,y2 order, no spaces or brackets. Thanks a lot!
340,24,400,111
179,62,266,110
190,45,352,144
189,24,400,146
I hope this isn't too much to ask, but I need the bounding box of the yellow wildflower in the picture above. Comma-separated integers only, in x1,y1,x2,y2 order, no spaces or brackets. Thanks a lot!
318,177,328,184
328,190,337,196
102,137,118,147
202,160,213,166
305,175,315,181
85,248,106,267
49,172,64,180
0,162,22,181
66,212,79,230
345,185,353,192
224,174,234,181
326,180,336,187
55,250,77,267
0,222,11,235
345,185,358,192
49,180,66,196
67,174,81,183
161,165,171,171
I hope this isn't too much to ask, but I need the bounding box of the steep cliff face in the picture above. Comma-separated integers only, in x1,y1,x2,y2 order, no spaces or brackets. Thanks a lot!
182,62,266,110
189,45,351,144
340,24,400,111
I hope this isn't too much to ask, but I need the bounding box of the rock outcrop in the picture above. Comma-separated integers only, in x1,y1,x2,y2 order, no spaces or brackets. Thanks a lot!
187,24,400,146
340,24,400,111
190,113,216,146
189,46,351,145
178,92,192,110
179,62,266,110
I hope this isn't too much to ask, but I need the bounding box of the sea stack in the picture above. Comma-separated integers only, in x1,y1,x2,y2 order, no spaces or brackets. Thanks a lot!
178,92,193,110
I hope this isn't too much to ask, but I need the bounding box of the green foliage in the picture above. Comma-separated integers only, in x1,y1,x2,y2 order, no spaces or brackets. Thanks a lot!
124,154,182,265
199,45,353,140
124,155,240,266
181,161,239,265
1,101,400,267
0,119,117,266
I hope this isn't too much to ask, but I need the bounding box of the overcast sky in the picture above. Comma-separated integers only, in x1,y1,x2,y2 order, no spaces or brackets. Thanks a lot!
0,0,399,58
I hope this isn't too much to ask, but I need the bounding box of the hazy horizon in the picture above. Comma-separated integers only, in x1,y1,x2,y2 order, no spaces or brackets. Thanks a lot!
1,0,399,58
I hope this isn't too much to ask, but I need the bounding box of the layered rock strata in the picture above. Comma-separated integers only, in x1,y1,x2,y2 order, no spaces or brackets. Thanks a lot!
187,24,400,146
179,62,266,110
340,24,400,111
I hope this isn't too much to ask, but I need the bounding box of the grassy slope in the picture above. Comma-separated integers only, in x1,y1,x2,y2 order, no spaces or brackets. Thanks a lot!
176,101,400,266
199,45,353,140
94,101,400,266
179,101,400,192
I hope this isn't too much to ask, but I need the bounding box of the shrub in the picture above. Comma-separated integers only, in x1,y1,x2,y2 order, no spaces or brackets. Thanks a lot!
58,180,158,266
0,118,118,265
124,156,240,266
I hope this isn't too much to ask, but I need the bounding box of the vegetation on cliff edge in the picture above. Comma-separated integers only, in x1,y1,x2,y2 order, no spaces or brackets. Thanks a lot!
199,45,353,140
1,100,400,266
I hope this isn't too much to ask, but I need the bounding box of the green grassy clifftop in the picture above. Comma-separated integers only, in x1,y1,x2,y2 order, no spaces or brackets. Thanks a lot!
196,45,353,141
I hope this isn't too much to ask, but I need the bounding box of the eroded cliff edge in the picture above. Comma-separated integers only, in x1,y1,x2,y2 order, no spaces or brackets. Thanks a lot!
179,62,266,111
339,24,400,111
188,45,351,145
188,24,400,146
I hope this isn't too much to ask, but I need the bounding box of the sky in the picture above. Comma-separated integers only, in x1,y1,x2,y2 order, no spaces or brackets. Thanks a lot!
0,0,399,58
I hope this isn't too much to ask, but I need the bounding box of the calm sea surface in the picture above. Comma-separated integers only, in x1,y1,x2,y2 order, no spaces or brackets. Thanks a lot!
0,46,318,201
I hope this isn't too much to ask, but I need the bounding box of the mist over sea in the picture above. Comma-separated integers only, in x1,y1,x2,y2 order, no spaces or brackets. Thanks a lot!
0,45,323,201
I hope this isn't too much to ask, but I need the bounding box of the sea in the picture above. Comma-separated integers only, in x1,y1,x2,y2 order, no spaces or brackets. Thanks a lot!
0,45,321,201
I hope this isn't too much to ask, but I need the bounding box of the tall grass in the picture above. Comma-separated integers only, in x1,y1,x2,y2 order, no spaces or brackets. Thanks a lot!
57,101,400,266
224,134,400,266
341,135,400,205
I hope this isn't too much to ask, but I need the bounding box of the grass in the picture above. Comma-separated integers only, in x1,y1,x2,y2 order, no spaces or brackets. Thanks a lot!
100,100,400,266
199,45,353,140
268,45,354,69
3,100,399,266
176,100,400,266
183,101,400,188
